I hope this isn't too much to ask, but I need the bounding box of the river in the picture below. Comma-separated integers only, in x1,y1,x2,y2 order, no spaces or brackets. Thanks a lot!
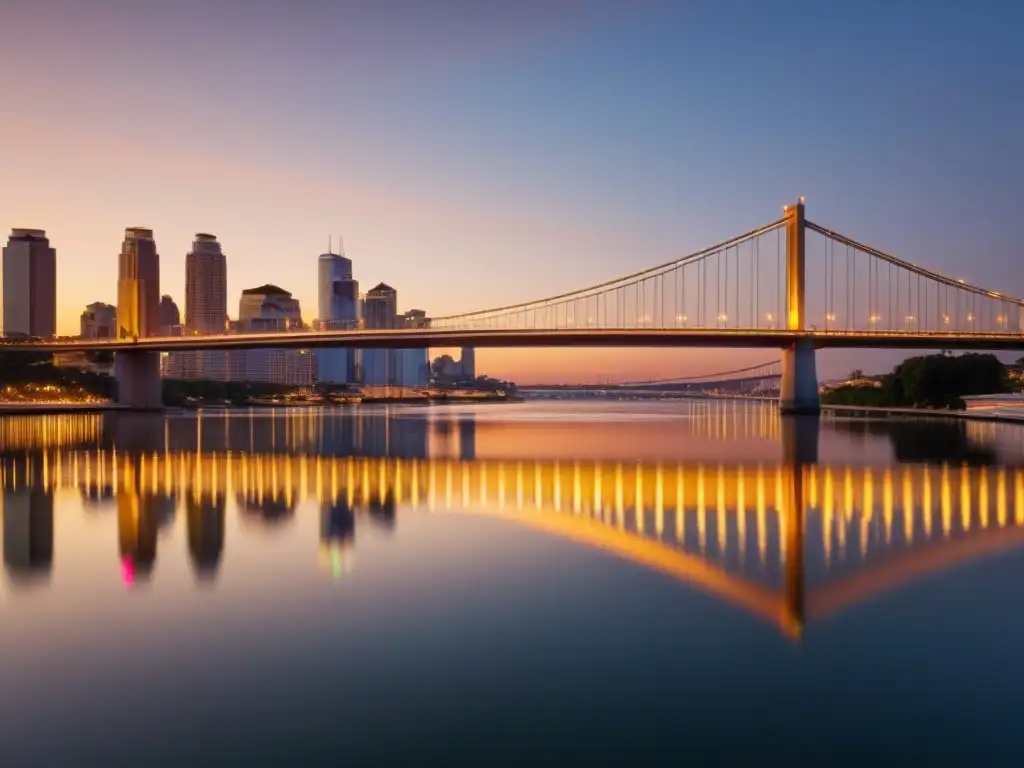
2,400,1024,765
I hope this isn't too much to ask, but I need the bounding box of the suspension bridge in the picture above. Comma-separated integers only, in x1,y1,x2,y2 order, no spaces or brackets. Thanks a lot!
4,199,1022,410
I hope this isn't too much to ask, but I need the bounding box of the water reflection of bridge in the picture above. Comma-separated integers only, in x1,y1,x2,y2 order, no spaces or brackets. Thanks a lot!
5,450,1024,638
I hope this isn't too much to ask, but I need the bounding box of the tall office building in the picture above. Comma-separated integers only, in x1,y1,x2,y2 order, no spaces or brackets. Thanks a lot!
117,227,160,338
395,310,429,387
360,283,399,387
317,251,353,320
185,233,228,334
2,228,56,339
363,283,398,329
80,302,116,338
316,251,359,384
238,284,303,331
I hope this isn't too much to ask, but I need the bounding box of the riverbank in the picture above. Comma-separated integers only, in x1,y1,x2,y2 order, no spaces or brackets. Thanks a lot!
0,401,124,415
822,402,1024,425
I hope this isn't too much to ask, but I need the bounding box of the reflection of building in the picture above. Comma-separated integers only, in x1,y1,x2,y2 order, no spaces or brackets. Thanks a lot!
319,498,356,578
117,227,160,338
117,489,159,584
80,302,116,339
237,493,296,526
185,233,228,335
3,228,56,339
367,493,396,530
80,485,116,509
2,488,54,586
321,499,355,544
458,418,476,461
187,494,225,580
152,493,177,531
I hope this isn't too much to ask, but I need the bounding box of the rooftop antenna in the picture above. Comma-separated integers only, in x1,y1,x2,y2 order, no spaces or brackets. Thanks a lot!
328,234,332,255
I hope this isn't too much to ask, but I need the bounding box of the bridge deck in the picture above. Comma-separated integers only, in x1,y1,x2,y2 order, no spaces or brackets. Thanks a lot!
5,328,1024,353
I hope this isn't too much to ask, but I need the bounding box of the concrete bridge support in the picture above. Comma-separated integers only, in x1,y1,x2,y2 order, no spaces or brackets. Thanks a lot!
779,339,820,414
114,350,162,410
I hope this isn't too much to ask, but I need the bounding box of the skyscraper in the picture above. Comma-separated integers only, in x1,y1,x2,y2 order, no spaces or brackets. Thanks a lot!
185,233,227,334
316,251,359,384
361,283,399,387
117,227,160,338
364,283,398,329
396,310,430,387
317,251,353,321
2,229,56,339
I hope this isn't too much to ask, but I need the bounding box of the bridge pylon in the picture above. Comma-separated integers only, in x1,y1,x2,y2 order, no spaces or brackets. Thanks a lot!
780,199,820,414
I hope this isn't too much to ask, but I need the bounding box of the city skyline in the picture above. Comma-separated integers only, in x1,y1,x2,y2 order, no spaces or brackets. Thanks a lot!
2,1,1022,381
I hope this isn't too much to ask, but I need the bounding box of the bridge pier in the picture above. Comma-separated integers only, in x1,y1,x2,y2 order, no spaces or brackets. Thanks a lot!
779,339,820,415
114,350,162,410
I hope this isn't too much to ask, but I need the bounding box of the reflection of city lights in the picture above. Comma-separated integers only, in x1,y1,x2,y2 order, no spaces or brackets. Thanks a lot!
121,555,135,586
319,543,355,580
19,440,1024,640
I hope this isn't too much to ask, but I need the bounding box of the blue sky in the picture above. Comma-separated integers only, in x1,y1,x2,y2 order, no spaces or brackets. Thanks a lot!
1,0,1021,380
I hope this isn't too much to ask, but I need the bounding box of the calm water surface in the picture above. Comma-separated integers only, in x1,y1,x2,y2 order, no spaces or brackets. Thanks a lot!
3,400,1024,765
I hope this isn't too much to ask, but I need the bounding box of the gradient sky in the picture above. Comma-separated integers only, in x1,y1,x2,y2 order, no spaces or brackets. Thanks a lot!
2,0,1022,382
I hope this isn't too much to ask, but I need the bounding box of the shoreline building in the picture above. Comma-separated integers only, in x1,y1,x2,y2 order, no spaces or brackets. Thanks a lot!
173,233,228,378
2,228,56,339
165,284,314,385
316,250,359,384
185,233,227,334
80,302,116,339
361,283,398,387
397,309,430,387
117,227,160,338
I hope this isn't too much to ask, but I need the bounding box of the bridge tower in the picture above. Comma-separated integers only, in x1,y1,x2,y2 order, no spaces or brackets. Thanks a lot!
779,199,820,414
